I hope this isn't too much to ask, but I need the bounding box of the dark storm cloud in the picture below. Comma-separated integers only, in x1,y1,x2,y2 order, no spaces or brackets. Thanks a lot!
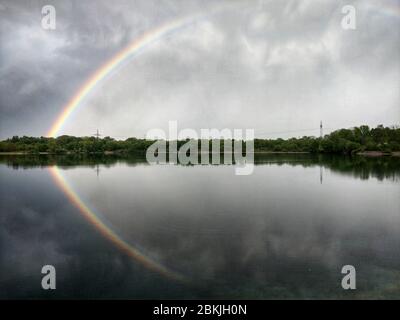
0,0,136,137
0,0,399,139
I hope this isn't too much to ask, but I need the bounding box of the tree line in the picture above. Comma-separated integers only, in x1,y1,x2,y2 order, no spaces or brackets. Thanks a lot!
0,125,399,154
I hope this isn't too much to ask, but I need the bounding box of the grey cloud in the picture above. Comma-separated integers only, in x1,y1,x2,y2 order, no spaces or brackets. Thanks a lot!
0,0,399,139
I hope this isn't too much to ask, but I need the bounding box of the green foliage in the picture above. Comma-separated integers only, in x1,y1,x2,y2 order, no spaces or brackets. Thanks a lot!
1,125,399,154
318,125,400,154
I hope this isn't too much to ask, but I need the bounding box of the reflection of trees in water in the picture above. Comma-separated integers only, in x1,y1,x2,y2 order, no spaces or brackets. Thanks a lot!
255,154,400,182
255,154,400,181
321,155,400,181
1,154,399,181
0,154,145,170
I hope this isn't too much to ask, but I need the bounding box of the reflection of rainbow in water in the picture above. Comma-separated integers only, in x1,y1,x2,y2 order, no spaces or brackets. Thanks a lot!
45,2,248,281
49,166,186,282
46,0,400,280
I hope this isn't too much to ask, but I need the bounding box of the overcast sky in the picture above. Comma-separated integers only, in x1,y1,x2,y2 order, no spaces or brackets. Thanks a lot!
0,0,399,139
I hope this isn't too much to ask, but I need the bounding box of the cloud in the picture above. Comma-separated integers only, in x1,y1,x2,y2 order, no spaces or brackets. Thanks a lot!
0,0,399,139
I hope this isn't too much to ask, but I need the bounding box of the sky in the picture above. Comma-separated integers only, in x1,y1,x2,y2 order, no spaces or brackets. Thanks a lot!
0,0,399,139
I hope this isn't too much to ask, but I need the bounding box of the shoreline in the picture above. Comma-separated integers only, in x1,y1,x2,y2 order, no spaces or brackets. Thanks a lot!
1,151,399,156
356,151,400,157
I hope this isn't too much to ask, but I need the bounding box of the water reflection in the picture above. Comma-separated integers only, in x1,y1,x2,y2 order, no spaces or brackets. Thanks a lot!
0,154,399,299
1,153,399,181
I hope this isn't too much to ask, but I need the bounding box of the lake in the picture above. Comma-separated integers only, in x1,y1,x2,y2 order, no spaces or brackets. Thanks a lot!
0,154,399,299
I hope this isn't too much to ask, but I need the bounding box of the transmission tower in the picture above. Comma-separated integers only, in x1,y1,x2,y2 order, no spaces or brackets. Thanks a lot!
93,129,102,140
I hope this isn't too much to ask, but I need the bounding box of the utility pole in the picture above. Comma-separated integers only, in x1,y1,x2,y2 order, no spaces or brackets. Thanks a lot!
320,121,323,138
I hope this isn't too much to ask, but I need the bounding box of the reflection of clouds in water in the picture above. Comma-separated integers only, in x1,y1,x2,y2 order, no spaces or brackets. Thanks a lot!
0,180,72,274
65,162,400,297
1,156,399,298
141,208,399,284
0,167,187,298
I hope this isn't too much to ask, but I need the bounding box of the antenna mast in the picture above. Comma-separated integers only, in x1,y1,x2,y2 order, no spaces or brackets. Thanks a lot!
320,121,323,138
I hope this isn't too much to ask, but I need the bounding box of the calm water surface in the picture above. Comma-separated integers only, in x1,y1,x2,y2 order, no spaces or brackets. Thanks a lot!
0,154,399,299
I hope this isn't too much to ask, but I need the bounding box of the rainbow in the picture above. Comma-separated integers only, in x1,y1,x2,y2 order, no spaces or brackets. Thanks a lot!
47,17,197,138
46,1,255,137
43,4,241,280
45,13,213,282
46,0,400,138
